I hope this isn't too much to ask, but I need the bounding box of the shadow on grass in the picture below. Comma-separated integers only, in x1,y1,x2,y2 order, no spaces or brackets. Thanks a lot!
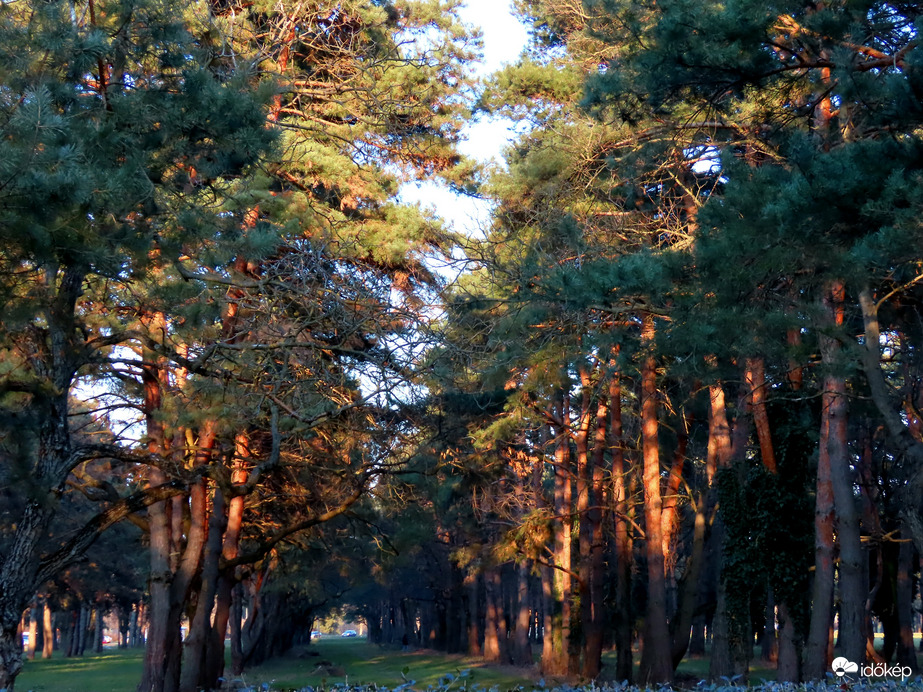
19,647,145,692
246,639,534,690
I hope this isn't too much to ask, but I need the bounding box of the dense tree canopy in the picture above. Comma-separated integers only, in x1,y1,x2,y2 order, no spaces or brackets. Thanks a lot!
1,0,923,689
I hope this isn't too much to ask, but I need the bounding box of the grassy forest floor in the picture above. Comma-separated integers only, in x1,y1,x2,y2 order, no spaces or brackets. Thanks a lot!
15,635,923,692
17,639,532,692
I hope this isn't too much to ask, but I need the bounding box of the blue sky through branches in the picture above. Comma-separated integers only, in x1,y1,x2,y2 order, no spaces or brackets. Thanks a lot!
398,0,528,239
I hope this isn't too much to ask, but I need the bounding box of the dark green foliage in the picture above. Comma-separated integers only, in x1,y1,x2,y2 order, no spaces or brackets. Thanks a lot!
761,401,817,634
715,466,759,653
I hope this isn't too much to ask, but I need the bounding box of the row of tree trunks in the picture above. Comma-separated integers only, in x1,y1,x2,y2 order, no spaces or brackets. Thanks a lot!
26,601,110,661
367,327,921,688
136,276,261,692
359,310,921,687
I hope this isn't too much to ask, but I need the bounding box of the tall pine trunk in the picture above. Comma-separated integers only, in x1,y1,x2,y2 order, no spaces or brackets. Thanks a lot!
746,357,776,472
545,390,573,676
610,368,633,683
822,282,864,666
674,382,726,670
138,313,172,692
204,434,250,688
638,314,672,684
804,373,836,679
511,562,533,666
896,526,919,672
777,603,801,681
42,602,53,660
709,379,752,682
582,389,608,678
483,565,505,663
568,378,595,677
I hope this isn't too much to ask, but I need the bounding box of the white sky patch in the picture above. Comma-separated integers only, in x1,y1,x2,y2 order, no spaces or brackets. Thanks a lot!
398,0,528,237
459,0,529,72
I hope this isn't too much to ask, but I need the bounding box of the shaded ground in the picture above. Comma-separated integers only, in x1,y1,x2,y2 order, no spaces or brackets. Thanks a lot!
16,639,533,692
241,638,533,689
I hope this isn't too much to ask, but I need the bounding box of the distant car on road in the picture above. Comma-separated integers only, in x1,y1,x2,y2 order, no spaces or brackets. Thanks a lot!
310,630,322,639
340,629,357,637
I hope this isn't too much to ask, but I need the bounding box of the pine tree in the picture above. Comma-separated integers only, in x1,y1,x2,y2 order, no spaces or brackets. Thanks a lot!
0,0,275,685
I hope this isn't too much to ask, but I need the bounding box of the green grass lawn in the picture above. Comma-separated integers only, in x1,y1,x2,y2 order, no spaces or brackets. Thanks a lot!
18,648,146,692
16,634,923,691
16,639,535,692
241,638,533,690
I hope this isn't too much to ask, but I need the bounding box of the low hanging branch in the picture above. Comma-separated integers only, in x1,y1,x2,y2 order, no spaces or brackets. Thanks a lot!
35,479,189,585
220,478,370,572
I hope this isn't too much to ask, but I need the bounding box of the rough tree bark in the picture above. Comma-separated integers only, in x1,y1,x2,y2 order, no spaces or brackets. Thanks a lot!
610,367,633,683
582,387,608,678
0,267,86,691
746,357,776,473
483,565,503,662
638,314,673,685
511,562,533,666
822,281,865,667
482,566,508,664
138,314,173,692
42,602,53,660
180,489,227,692
195,433,250,690
895,527,919,672
544,390,573,676
804,371,836,680
466,573,481,657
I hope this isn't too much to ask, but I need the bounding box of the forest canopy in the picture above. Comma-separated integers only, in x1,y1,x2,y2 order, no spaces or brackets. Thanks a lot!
0,0,922,690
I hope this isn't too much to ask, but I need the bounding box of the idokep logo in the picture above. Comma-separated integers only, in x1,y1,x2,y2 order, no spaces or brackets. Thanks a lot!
831,656,913,680
831,657,858,677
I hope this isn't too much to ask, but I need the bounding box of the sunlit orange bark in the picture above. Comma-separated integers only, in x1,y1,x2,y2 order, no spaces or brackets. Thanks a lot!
746,357,777,473
638,314,672,684
609,359,633,682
